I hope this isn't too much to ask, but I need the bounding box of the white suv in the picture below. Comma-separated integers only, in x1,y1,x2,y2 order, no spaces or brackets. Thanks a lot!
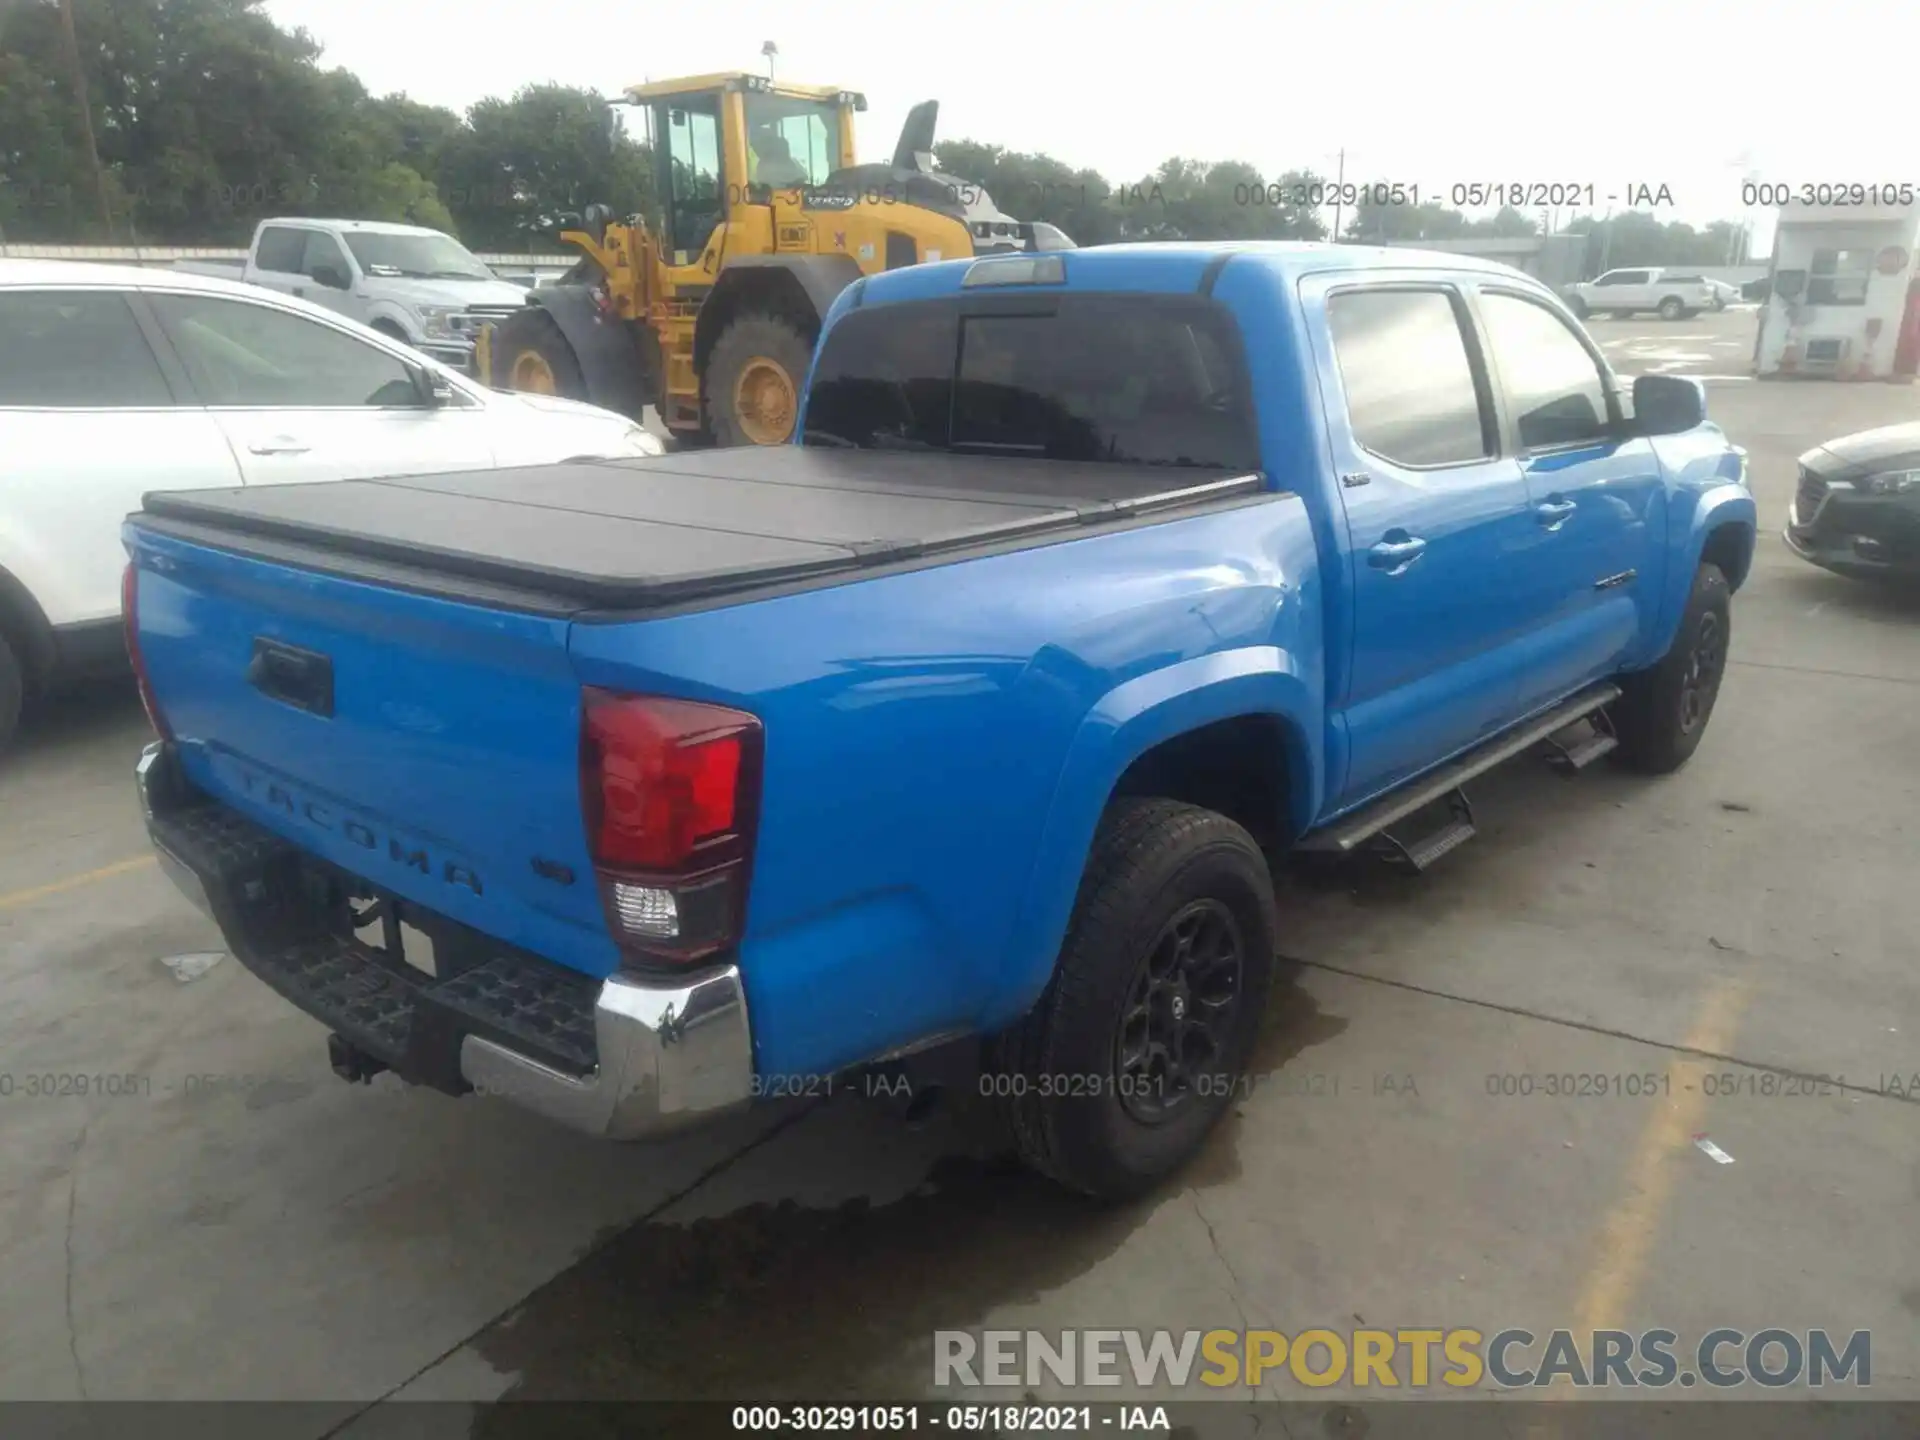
1563,268,1718,321
0,260,664,754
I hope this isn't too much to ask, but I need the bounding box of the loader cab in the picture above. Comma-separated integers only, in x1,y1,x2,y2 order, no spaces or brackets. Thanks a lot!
631,74,864,268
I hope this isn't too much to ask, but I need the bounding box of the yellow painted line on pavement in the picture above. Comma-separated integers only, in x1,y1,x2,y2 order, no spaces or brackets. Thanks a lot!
0,855,156,913
1534,975,1753,1409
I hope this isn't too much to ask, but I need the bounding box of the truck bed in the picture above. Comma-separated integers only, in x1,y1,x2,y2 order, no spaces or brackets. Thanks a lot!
136,448,1265,617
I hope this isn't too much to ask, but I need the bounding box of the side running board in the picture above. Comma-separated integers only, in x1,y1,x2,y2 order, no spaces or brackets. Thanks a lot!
1299,683,1622,861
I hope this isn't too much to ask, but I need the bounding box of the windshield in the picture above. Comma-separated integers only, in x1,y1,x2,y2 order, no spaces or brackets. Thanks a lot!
743,94,842,189
342,231,493,281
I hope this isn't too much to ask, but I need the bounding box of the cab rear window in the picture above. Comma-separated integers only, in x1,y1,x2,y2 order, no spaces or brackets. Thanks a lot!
803,294,1259,470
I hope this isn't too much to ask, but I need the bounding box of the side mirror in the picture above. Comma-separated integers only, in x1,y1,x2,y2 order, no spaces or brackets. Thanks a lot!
310,263,350,290
409,362,455,409
1632,374,1706,436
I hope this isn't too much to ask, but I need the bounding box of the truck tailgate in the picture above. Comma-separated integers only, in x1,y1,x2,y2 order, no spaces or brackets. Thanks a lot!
127,522,616,979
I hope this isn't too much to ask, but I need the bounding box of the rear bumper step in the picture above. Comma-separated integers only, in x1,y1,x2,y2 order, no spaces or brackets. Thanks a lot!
135,742,753,1141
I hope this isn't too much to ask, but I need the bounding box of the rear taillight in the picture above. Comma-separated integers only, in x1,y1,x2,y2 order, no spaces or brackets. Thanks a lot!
122,562,171,740
580,688,762,964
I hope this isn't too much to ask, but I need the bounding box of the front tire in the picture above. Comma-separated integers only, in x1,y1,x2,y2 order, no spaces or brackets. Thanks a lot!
705,314,814,447
990,798,1276,1200
490,307,587,400
0,633,21,757
1613,563,1731,774
1568,296,1590,319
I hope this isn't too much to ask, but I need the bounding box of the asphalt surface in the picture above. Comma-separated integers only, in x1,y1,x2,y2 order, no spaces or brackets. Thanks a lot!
2,303,1916,1423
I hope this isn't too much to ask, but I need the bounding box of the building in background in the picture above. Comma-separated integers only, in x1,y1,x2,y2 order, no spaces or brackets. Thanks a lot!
1755,199,1920,381
1376,234,1588,288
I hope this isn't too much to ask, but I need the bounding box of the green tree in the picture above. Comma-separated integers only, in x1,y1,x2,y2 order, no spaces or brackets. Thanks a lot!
934,139,1119,244
1110,159,1327,242
440,84,652,251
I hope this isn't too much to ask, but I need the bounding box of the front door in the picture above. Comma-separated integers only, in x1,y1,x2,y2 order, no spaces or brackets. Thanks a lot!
1470,287,1665,715
144,291,495,485
1304,277,1535,808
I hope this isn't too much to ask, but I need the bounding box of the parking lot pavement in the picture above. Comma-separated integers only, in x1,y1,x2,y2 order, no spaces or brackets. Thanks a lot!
1,368,1915,1417
1587,305,1765,384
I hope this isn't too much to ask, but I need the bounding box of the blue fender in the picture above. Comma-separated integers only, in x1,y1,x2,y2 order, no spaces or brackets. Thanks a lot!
1645,482,1756,662
981,646,1322,1029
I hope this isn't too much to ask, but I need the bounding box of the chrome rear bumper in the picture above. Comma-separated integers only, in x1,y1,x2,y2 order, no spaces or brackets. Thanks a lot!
136,741,754,1141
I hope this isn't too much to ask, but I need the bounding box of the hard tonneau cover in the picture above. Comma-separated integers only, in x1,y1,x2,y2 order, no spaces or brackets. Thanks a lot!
136,448,1264,616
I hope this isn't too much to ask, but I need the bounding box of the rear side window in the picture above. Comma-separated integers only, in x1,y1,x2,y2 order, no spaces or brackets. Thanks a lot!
254,227,307,274
0,290,174,408
1478,292,1612,450
804,296,1259,470
1326,289,1489,468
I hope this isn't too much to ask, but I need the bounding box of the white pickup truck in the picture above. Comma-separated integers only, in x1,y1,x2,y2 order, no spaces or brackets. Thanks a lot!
1562,267,1720,321
175,219,532,371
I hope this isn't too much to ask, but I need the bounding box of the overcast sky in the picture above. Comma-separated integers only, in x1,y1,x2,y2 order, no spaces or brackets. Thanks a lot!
264,0,1916,255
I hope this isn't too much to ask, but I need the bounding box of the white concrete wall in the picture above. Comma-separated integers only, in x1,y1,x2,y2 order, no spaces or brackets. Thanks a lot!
1756,209,1920,379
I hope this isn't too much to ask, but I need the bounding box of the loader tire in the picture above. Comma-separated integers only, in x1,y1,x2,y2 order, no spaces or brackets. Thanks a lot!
706,314,814,447
490,308,586,400
0,632,21,758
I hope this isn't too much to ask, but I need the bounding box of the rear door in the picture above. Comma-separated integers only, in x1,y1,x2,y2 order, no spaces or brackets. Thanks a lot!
1303,275,1535,807
0,287,241,627
245,224,310,299
1468,285,1665,713
1593,268,1651,311
144,290,496,485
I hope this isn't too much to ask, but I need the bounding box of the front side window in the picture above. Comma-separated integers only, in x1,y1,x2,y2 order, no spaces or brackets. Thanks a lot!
1326,289,1489,468
150,294,420,408
743,95,841,190
804,296,1257,470
1478,292,1612,450
341,231,490,281
1807,248,1871,306
302,231,354,282
0,290,173,407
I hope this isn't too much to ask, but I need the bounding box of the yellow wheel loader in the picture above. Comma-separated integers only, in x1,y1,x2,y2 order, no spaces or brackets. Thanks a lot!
474,73,1073,447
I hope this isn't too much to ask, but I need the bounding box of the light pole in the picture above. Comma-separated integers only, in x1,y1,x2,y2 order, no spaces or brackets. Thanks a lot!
760,41,778,83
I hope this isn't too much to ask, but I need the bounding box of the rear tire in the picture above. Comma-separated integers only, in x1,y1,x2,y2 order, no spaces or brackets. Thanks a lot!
490,307,587,399
1613,563,1731,774
705,314,814,447
1658,296,1686,320
0,633,22,758
989,798,1276,1201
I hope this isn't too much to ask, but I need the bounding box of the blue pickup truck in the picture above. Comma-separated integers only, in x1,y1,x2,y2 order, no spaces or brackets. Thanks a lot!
125,242,1755,1199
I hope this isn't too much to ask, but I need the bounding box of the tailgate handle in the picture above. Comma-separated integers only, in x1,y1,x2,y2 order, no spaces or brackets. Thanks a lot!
248,639,334,718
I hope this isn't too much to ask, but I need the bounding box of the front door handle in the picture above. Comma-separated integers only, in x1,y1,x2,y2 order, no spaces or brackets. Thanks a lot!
1536,498,1578,530
1368,534,1428,574
247,437,311,456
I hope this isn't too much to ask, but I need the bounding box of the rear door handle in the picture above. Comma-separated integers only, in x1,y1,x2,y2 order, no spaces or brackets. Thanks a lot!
1368,535,1428,574
1536,498,1577,529
247,437,311,456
